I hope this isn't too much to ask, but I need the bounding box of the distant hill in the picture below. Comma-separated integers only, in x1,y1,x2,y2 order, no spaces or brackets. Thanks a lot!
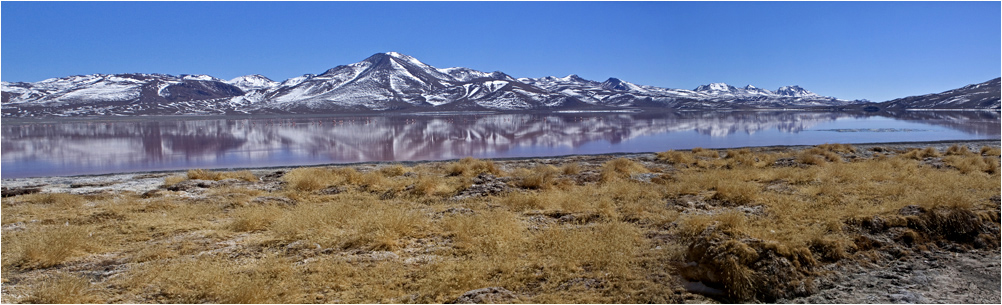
878,78,1000,110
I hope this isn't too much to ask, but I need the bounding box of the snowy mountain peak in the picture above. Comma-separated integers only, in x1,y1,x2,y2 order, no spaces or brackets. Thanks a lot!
695,83,737,92
181,74,220,82
227,74,278,91
601,78,627,90
776,85,819,97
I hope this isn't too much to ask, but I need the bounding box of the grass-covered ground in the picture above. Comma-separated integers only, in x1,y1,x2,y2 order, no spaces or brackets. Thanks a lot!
2,142,1000,303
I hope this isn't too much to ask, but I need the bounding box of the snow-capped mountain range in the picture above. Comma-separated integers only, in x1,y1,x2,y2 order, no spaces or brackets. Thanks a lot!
880,78,1000,110
3,51,974,117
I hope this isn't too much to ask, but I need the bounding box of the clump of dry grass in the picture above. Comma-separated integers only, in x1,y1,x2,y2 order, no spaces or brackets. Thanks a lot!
804,147,843,163
270,193,429,250
13,192,85,207
187,169,256,181
446,157,501,177
560,162,581,175
27,272,100,303
816,143,856,154
378,164,410,177
692,147,720,159
228,205,282,232
656,150,696,166
902,147,941,159
945,144,974,156
796,151,827,165
513,165,560,190
600,158,649,182
125,254,300,303
282,167,360,192
712,180,760,205
499,191,544,211
162,174,187,187
979,145,1001,156
410,174,454,196
944,154,999,175
4,225,90,269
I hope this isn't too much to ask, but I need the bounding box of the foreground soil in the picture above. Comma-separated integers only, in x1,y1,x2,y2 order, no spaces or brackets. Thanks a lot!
2,140,999,303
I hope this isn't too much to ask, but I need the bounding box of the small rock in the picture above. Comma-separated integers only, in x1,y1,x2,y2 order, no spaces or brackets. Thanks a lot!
252,196,295,206
898,205,925,216
451,287,517,304
69,181,118,188
163,179,217,191
630,173,660,183
1,186,42,197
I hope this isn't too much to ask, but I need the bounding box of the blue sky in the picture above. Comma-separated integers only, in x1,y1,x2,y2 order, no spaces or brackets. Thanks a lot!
2,1,999,102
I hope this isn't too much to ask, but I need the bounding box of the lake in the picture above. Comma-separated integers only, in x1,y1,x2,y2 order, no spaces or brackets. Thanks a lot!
2,110,999,178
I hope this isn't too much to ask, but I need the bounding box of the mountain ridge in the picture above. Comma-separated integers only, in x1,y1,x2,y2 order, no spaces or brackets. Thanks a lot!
2,52,996,117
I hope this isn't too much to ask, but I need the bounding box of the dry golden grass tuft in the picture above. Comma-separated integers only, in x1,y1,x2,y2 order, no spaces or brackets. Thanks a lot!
124,254,300,303
691,147,720,159
187,169,257,181
410,174,455,197
227,205,282,232
656,150,696,166
979,145,1001,156
26,272,100,303
816,143,856,153
4,225,91,269
600,158,649,182
378,164,410,177
162,174,187,187
903,147,941,159
513,164,560,190
944,154,993,174
282,167,357,192
945,144,974,156
13,192,85,207
446,157,501,177
270,193,429,250
712,180,760,205
560,162,582,175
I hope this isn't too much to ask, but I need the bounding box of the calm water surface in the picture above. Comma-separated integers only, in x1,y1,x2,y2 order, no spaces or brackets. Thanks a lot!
2,111,999,178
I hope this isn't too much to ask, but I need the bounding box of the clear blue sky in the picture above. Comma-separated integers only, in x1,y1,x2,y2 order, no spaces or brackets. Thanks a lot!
2,1,999,102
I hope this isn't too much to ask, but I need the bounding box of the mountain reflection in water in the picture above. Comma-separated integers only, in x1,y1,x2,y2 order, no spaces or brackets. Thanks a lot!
2,111,998,178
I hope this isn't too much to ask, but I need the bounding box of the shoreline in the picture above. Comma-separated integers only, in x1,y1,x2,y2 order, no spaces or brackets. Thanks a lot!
3,138,998,182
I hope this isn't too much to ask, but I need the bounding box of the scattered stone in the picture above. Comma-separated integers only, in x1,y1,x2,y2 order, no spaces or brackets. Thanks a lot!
630,173,660,183
251,196,295,206
1,222,27,232
318,186,345,195
162,179,217,191
898,205,926,216
453,173,510,199
345,251,399,263
260,171,285,181
451,287,517,304
69,181,118,188
773,157,799,167
1,186,42,197
438,207,474,216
